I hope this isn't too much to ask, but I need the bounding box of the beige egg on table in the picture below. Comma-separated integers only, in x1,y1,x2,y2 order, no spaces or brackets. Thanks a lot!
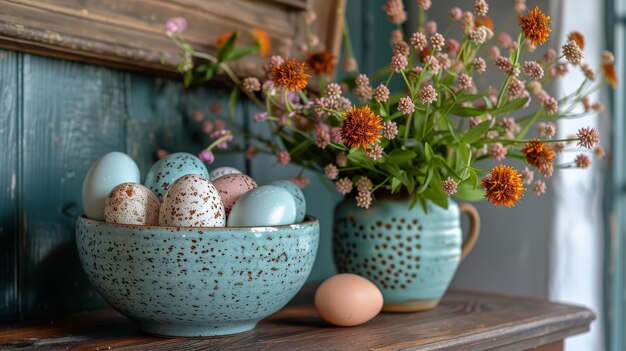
104,183,160,225
314,273,383,327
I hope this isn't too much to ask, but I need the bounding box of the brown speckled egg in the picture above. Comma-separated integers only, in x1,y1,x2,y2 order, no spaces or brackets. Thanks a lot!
159,174,225,227
212,174,257,216
104,183,160,225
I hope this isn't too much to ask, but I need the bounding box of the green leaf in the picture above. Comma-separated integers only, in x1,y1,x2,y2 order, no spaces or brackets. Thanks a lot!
378,105,388,118
226,44,258,61
183,70,193,87
462,120,491,144
228,87,240,121
391,177,403,193
348,148,376,169
469,169,479,188
490,97,529,116
444,115,461,143
449,106,484,117
424,188,448,209
217,32,239,62
387,149,417,163
455,181,486,201
424,143,434,163
289,139,314,158
417,168,433,194
403,172,415,193
379,162,404,180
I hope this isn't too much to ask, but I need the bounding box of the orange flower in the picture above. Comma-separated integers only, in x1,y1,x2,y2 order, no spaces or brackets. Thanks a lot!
481,165,525,207
568,31,585,50
271,58,310,91
518,6,551,46
251,29,271,56
521,139,555,170
306,51,336,74
215,32,235,48
474,16,494,30
602,63,618,88
340,106,382,149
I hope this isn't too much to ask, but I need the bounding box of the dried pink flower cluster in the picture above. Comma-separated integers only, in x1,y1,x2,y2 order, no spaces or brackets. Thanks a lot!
276,151,291,165
324,163,338,180
442,177,458,196
373,84,390,103
382,0,406,24
382,121,398,140
336,177,352,195
398,96,416,115
577,127,599,149
390,54,408,73
562,40,583,65
523,61,544,79
420,85,438,104
243,77,261,92
474,0,489,17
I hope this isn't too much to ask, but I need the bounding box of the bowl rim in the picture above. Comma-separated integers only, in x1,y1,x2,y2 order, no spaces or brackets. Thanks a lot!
78,214,318,231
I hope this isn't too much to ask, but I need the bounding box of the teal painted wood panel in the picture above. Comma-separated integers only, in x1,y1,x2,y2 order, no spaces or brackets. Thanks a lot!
20,54,128,318
125,75,247,176
0,49,18,320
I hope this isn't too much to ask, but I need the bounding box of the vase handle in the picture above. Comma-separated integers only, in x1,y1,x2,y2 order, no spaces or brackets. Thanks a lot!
459,203,480,261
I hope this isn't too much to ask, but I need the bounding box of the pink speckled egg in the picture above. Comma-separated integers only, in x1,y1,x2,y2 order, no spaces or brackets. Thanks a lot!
212,174,257,216
159,174,225,227
104,183,160,225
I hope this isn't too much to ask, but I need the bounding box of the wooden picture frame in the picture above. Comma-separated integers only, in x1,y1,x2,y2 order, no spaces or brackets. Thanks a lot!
0,0,346,75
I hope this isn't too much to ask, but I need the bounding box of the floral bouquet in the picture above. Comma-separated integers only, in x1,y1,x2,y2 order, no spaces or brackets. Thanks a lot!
166,0,616,211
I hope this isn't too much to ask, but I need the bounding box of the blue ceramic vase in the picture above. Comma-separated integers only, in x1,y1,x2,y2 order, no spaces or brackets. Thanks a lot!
76,216,319,337
333,194,479,312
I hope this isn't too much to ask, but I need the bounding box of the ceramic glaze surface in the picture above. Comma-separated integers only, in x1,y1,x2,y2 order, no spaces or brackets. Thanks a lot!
76,216,319,337
334,198,462,307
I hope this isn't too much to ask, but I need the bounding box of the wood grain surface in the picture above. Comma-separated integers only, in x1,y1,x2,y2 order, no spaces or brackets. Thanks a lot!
0,0,345,75
0,289,594,351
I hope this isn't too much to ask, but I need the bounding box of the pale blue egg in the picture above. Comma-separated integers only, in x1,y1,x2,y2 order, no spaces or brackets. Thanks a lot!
144,152,209,200
270,180,306,223
227,185,296,226
82,152,141,220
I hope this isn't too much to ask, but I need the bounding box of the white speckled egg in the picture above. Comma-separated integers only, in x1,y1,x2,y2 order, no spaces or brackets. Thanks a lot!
82,152,141,220
212,174,257,216
144,152,209,201
159,174,225,227
227,185,296,227
270,179,306,223
209,166,242,180
104,183,160,225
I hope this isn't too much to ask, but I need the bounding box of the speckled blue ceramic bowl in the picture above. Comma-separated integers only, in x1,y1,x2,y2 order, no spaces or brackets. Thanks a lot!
76,216,319,337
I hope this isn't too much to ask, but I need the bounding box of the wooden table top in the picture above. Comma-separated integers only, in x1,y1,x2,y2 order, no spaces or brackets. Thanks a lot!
0,288,594,351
